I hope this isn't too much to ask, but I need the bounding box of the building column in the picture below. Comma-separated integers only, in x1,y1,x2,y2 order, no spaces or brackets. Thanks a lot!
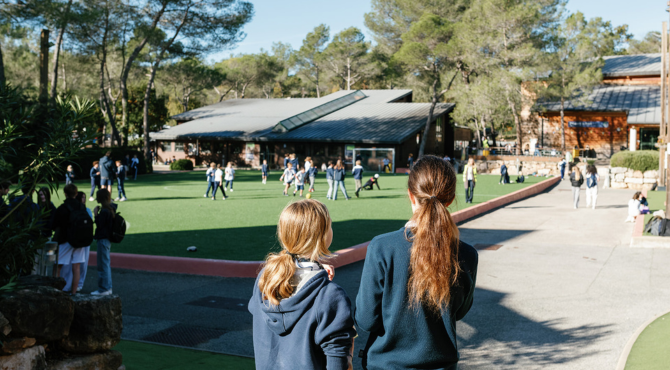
629,128,637,151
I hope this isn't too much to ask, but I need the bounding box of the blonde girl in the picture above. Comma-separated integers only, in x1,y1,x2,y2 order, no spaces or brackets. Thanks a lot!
355,155,478,369
248,200,355,370
463,157,477,203
570,166,584,209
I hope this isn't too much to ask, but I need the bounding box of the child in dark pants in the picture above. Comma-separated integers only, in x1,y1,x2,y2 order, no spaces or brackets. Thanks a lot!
115,161,127,201
89,161,101,201
358,174,381,196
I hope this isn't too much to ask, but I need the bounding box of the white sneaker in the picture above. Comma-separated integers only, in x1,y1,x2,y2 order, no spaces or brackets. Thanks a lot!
114,198,120,201
120,197,127,202
91,290,112,296
203,194,207,197
230,189,233,192
89,197,95,201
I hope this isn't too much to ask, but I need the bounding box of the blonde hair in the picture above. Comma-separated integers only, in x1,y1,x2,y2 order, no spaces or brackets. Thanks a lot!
210,162,216,168
67,165,73,171
573,166,582,181
258,200,332,306
467,157,474,166
356,160,361,165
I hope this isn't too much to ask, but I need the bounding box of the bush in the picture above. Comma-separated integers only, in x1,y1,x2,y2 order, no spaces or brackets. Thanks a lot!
611,150,659,172
170,159,193,171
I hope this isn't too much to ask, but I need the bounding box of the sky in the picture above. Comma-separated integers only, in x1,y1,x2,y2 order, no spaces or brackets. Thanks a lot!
208,0,667,62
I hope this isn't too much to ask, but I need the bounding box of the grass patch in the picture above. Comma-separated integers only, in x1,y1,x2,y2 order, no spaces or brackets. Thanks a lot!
51,170,545,261
643,190,666,235
625,312,670,370
115,340,254,370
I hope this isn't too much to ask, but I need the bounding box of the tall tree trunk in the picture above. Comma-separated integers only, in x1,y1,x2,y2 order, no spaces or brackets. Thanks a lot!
419,78,439,158
241,83,249,98
315,67,320,98
98,17,122,146
121,3,168,148
49,0,73,100
507,97,522,155
346,57,351,90
0,43,5,90
143,63,160,166
560,97,566,150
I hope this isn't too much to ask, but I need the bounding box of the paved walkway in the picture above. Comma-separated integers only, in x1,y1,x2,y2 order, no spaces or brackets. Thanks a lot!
81,178,670,369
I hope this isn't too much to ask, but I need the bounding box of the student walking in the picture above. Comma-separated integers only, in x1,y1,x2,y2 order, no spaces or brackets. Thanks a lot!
204,163,216,197
558,158,567,180
355,155,478,370
570,166,584,209
213,164,227,200
60,191,92,293
114,161,127,201
352,160,364,197
308,160,318,193
499,162,508,185
280,162,296,196
383,157,391,173
99,151,115,199
248,199,356,370
283,153,290,169
92,189,117,295
407,153,414,170
131,154,140,180
261,159,268,184
53,184,94,295
290,153,300,171
65,165,75,185
89,161,101,201
332,160,350,200
463,158,477,203
294,168,306,197
326,161,334,200
224,162,235,192
585,165,599,209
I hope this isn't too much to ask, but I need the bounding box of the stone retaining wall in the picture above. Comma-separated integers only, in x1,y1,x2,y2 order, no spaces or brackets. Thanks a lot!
609,167,658,190
0,276,124,370
461,156,562,177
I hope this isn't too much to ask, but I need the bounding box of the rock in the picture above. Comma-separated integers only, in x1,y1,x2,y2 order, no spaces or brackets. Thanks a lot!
17,276,66,291
611,181,628,189
0,286,73,342
611,167,627,174
58,295,122,354
633,171,644,178
643,178,657,184
0,337,36,355
46,350,122,370
0,345,46,370
642,183,655,191
0,312,11,336
625,178,644,184
625,170,634,178
644,170,659,179
615,174,625,181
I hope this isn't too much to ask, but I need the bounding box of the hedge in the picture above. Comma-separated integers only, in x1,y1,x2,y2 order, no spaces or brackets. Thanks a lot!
65,147,149,179
170,159,194,171
611,150,659,172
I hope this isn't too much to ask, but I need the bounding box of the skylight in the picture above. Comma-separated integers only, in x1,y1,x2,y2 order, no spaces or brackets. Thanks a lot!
273,90,367,133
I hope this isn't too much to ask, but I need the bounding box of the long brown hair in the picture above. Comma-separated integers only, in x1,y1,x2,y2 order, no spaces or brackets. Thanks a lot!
96,189,115,218
259,199,332,306
37,187,51,208
407,155,460,311
335,159,344,170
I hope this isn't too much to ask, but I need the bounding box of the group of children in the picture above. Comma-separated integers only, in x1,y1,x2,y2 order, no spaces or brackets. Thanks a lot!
204,162,236,200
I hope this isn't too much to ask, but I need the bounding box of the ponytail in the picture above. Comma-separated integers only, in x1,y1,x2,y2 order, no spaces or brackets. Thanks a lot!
259,251,296,306
407,156,461,312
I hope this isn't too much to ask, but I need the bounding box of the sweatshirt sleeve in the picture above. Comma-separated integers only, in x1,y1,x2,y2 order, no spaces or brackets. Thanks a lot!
452,244,479,321
354,239,385,333
315,285,356,370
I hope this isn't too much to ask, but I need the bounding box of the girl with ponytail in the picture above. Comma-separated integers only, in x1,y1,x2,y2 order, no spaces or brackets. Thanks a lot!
249,199,356,370
355,155,478,370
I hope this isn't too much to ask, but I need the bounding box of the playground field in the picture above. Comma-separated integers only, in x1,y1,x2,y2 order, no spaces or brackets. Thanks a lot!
54,170,545,261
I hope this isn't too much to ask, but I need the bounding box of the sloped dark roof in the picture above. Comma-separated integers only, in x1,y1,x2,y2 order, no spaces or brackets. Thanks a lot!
539,85,660,125
151,90,452,144
602,54,661,77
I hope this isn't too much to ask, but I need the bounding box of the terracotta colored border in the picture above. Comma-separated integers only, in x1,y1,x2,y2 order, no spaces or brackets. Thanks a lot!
615,309,670,370
88,176,560,277
632,189,648,238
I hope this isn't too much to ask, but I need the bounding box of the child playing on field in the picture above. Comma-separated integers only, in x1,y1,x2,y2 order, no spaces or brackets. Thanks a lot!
224,162,235,192
308,160,318,193
248,199,355,370
204,162,216,197
261,160,268,185
213,164,227,200
89,161,101,201
66,165,75,185
114,161,127,201
280,162,296,196
294,168,306,197
352,160,364,197
362,174,381,191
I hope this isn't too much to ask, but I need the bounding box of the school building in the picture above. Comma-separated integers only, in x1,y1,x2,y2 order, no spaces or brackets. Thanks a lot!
151,90,464,170
538,53,661,157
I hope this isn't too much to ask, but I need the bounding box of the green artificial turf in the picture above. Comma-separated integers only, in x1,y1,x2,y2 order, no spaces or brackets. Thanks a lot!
115,340,255,370
625,312,670,370
643,190,666,235
51,170,545,261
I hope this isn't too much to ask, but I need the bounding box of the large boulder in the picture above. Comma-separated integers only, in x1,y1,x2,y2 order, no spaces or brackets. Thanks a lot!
58,295,122,354
611,181,628,189
0,345,47,370
644,170,659,179
633,170,644,178
17,276,66,291
625,177,644,184
46,350,122,370
0,286,74,342
0,337,36,355
611,167,627,174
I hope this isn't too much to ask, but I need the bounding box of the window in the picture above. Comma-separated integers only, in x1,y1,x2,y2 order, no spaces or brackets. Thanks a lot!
175,142,184,152
161,142,172,152
273,90,367,132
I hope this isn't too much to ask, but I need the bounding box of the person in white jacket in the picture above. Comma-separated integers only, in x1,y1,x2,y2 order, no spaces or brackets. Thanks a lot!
625,192,642,222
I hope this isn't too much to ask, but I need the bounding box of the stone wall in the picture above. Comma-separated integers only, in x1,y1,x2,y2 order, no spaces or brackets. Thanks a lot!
462,156,562,177
609,167,658,190
0,276,124,370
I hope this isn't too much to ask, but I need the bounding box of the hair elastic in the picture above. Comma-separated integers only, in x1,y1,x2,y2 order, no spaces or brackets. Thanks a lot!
286,252,299,259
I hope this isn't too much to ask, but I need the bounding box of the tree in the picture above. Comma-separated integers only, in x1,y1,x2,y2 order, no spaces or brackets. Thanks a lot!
628,31,661,55
541,12,606,150
140,0,253,165
324,27,370,90
394,13,458,157
161,58,224,112
293,24,329,97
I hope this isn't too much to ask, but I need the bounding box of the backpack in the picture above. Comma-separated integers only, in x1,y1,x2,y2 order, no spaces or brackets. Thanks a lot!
516,175,525,183
66,202,94,248
645,218,670,237
110,211,127,243
586,174,597,188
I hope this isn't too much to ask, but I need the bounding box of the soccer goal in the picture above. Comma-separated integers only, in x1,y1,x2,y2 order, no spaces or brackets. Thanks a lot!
352,148,396,174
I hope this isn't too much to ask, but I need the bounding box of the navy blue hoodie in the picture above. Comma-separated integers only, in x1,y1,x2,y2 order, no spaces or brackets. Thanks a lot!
248,269,356,370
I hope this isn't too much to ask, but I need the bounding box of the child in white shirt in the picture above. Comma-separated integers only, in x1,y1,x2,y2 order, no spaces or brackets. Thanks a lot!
294,168,306,197
280,163,296,197
213,164,227,200
224,162,235,192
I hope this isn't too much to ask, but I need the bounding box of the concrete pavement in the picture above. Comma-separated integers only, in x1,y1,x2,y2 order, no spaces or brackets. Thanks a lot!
80,177,670,369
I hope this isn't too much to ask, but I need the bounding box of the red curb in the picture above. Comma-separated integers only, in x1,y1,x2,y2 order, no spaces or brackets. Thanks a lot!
632,189,648,238
88,176,560,277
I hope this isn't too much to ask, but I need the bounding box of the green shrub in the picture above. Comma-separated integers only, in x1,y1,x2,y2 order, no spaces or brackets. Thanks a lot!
611,150,659,172
170,159,194,171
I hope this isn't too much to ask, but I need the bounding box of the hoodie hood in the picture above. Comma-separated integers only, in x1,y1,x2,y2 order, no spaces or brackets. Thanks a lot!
251,269,330,335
